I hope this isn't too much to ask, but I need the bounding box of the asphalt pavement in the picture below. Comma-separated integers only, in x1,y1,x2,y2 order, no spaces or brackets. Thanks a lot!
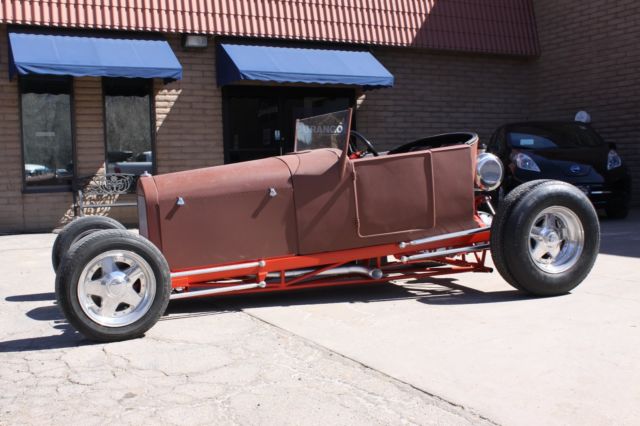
1,211,639,425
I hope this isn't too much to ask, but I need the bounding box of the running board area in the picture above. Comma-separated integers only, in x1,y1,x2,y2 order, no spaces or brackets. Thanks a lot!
170,281,267,300
400,243,490,263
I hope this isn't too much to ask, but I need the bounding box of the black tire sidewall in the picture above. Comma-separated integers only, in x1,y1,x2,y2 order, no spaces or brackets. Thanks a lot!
52,216,126,271
56,230,171,342
490,179,552,289
503,182,600,295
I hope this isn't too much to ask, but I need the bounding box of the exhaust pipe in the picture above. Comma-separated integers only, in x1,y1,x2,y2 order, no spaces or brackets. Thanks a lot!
267,266,384,280
170,281,266,300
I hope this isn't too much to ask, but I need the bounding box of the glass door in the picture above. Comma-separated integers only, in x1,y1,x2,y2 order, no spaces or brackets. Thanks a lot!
223,87,354,163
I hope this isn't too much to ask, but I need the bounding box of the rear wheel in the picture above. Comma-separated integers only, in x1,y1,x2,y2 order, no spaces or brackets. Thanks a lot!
52,216,126,272
56,230,171,342
491,181,599,296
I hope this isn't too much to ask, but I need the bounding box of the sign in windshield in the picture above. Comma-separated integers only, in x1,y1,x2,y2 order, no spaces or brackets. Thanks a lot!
294,109,352,152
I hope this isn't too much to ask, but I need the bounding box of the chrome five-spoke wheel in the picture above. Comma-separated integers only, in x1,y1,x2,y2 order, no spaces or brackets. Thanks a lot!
490,180,599,295
528,206,585,274
77,250,156,327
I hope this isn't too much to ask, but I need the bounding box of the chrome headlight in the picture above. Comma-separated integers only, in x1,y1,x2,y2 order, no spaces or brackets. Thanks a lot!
475,152,504,191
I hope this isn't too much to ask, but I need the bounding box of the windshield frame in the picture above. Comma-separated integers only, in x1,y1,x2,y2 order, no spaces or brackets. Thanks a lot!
293,108,353,153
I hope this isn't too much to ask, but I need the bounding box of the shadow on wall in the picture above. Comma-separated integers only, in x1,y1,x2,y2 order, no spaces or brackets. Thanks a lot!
410,0,539,55
72,171,139,227
26,165,139,232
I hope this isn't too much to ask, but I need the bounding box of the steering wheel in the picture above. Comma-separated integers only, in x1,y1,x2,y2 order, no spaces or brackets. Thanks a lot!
349,130,379,158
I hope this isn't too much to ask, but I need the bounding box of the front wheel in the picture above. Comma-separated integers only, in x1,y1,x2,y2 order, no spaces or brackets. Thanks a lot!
52,216,126,272
491,181,600,296
56,230,171,342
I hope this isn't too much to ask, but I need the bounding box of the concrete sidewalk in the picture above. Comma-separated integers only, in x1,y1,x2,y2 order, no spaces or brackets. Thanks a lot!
1,212,639,425
0,235,490,425
241,211,640,426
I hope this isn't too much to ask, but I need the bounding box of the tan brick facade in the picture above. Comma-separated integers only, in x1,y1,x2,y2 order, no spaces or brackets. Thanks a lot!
0,25,75,232
1,7,639,232
358,48,532,149
155,35,224,174
0,29,226,232
531,0,640,203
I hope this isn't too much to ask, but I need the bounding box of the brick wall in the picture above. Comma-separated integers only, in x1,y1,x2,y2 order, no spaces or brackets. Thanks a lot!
0,24,23,232
0,30,225,233
3,5,638,232
531,0,640,204
155,35,224,173
358,48,533,149
0,24,75,233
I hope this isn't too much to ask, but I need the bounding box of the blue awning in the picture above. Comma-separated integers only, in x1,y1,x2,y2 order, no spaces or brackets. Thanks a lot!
8,30,182,80
217,44,393,90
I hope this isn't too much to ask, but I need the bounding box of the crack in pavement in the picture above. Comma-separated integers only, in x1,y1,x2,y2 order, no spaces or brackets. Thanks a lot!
241,310,500,426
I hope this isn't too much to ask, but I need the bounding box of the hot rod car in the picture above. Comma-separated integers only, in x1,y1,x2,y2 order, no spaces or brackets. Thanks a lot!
54,110,600,342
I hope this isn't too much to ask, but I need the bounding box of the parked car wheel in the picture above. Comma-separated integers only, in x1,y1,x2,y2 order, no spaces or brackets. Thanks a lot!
55,230,171,342
491,181,599,296
52,216,126,272
605,203,629,220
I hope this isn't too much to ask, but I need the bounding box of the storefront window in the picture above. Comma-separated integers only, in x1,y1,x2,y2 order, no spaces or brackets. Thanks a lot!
224,87,354,163
104,78,154,175
20,77,74,189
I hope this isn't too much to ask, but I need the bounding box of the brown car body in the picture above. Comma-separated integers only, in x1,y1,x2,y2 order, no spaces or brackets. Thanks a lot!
138,137,478,270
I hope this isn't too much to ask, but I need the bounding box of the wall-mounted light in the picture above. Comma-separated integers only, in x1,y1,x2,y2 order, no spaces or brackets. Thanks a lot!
182,34,208,49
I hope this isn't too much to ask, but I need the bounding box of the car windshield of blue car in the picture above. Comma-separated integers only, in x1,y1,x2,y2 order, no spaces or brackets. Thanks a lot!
294,110,351,152
508,123,605,149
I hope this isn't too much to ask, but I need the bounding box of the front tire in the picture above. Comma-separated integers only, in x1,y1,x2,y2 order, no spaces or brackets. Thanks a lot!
56,230,171,342
491,181,599,296
52,216,126,272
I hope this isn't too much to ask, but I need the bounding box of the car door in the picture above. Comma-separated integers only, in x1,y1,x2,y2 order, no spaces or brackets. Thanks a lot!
352,151,435,237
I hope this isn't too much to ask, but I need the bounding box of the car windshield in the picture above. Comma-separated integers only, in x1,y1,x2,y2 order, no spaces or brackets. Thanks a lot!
508,123,605,149
294,109,351,152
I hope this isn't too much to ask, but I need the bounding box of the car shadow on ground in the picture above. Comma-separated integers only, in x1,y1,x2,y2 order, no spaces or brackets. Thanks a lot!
0,278,548,353
5,292,56,302
1,294,97,353
163,277,542,320
0,321,95,353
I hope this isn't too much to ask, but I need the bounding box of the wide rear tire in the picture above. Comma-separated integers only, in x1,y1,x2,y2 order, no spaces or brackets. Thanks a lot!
56,230,171,342
52,216,126,272
491,181,599,296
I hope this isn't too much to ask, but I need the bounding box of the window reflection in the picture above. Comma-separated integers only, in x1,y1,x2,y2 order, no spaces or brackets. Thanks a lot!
21,77,73,188
104,78,154,175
